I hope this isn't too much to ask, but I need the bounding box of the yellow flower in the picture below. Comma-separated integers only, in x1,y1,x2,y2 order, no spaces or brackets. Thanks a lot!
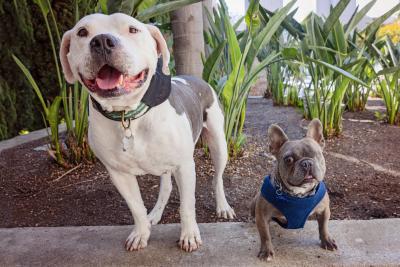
377,19,400,44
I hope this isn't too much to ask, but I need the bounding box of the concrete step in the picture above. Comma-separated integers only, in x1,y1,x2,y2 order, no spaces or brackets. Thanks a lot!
1,220,399,266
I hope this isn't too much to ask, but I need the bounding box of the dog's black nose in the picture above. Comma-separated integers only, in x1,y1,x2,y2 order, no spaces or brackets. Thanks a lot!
90,34,118,55
301,159,312,171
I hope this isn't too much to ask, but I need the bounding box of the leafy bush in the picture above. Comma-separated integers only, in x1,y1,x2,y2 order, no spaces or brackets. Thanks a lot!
0,80,17,140
267,0,400,136
13,0,94,166
257,5,305,107
203,0,295,157
372,36,400,125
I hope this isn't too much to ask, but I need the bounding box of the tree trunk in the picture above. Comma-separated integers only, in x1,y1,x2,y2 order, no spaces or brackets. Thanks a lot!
171,2,204,78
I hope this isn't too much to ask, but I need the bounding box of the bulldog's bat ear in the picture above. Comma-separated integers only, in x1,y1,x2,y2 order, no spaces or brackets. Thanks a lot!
307,118,325,149
146,24,170,75
59,30,76,84
268,124,289,156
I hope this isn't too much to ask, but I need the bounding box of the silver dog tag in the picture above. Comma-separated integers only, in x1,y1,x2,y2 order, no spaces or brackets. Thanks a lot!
122,128,133,152
124,128,132,138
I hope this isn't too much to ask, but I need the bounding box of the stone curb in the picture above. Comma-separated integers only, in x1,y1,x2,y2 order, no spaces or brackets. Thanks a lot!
0,124,66,153
1,220,399,266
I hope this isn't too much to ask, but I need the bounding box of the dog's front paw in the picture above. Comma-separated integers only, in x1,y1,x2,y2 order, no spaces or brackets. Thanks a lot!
258,247,275,261
216,201,236,219
147,209,163,225
320,236,338,251
125,226,151,251
178,223,202,252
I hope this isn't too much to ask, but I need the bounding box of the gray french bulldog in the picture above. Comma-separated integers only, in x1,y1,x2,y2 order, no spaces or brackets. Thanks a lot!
251,119,337,261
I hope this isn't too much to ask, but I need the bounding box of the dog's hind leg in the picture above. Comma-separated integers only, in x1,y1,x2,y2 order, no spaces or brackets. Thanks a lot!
148,172,172,225
203,97,235,219
173,160,202,252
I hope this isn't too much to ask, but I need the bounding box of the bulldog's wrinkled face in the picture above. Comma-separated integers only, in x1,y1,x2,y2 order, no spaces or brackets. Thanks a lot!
268,119,326,194
59,13,170,110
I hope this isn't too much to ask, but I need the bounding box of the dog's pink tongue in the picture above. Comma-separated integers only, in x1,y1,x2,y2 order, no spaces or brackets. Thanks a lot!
305,174,313,180
96,65,122,90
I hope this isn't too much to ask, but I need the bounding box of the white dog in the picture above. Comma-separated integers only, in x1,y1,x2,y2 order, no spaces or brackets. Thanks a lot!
59,13,235,252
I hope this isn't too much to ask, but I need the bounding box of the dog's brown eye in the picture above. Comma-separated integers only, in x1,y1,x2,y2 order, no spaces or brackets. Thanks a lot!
77,28,88,37
284,156,294,164
129,26,139,34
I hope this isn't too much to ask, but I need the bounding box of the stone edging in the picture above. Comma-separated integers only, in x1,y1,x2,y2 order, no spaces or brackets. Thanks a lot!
0,124,66,153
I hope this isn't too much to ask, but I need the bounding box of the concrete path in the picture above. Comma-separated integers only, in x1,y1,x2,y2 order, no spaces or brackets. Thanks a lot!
1,220,399,266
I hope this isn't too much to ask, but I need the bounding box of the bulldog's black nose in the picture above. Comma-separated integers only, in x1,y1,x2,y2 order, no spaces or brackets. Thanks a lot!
301,159,313,171
90,34,118,55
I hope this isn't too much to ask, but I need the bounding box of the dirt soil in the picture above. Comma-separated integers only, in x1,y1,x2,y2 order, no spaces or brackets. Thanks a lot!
1,98,399,227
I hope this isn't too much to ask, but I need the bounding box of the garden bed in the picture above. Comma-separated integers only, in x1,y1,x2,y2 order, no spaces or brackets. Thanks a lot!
1,98,399,227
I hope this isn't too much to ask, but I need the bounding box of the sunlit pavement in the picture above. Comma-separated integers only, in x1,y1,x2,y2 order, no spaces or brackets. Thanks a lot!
1,220,399,266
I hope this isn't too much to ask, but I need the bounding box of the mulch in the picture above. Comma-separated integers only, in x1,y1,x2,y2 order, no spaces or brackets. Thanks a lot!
1,98,399,227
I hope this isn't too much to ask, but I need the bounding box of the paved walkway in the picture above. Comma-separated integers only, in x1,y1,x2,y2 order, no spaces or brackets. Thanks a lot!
1,220,399,266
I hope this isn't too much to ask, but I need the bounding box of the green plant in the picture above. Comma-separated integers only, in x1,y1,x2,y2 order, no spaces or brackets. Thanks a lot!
0,79,17,140
347,1,400,118
374,111,386,121
345,61,375,112
346,0,400,113
104,0,202,21
267,58,304,107
377,74,399,125
299,27,368,136
203,0,295,157
0,0,38,140
290,0,365,136
259,0,400,136
258,5,304,106
372,37,400,125
268,62,285,105
12,0,93,166
287,0,400,136
13,54,67,164
344,0,386,112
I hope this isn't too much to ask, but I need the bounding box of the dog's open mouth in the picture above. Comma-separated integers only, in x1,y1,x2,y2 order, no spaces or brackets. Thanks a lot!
81,65,149,97
303,174,316,183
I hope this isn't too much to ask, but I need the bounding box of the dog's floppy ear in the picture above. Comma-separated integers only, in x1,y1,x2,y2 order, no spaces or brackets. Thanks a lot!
306,118,325,149
59,30,76,84
268,124,289,156
146,24,170,75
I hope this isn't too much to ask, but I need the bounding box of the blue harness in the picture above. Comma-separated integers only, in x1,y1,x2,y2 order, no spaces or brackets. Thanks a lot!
260,175,326,229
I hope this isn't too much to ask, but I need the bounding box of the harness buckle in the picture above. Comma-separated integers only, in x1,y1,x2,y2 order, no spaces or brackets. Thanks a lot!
276,182,283,195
